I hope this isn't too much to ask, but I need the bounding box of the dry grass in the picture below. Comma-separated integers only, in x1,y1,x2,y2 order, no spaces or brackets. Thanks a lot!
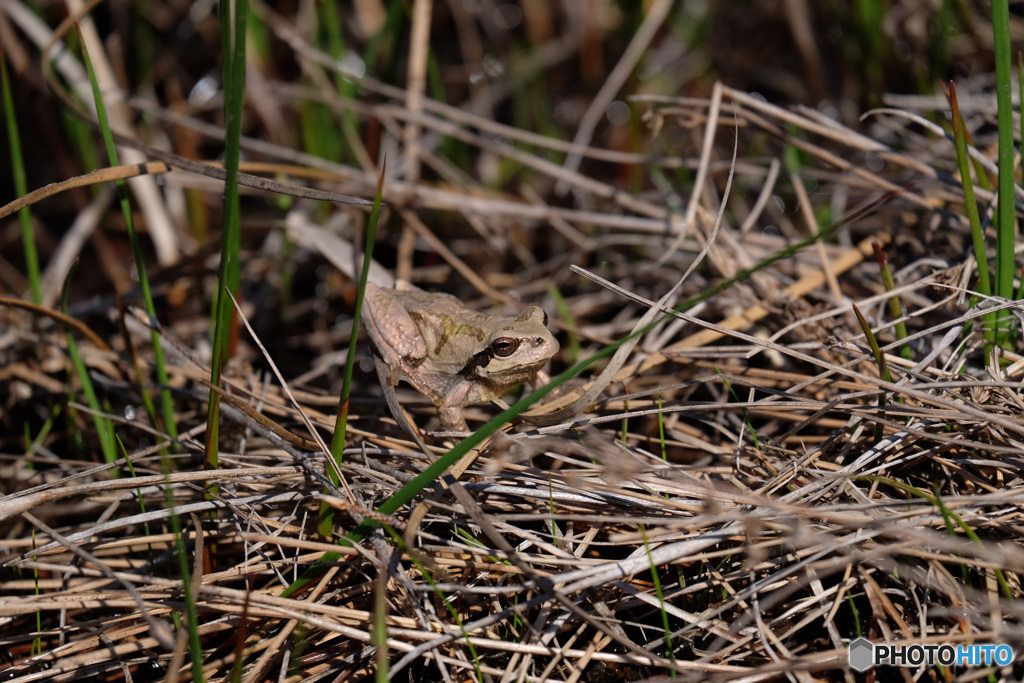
3,2,1024,682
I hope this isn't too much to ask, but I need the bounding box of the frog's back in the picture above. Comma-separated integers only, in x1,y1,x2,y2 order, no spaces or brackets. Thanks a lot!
391,286,466,316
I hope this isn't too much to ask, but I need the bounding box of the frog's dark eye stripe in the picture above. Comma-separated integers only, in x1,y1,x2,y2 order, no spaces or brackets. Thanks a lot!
491,337,520,358
459,347,495,377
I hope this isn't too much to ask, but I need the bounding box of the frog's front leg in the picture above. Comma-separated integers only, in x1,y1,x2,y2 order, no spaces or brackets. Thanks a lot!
436,383,473,433
438,406,469,433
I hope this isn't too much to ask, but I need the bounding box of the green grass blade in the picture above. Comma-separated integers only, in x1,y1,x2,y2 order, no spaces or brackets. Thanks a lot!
76,24,179,447
32,530,42,655
867,476,1013,599
159,450,205,681
373,570,388,681
851,303,889,443
641,526,675,661
949,81,996,348
114,290,159,437
117,435,154,562
1,51,41,305
871,241,913,361
657,395,667,462
932,490,1013,598
990,0,1017,344
942,81,993,193
317,159,386,538
61,260,117,465
851,303,892,385
205,0,249,474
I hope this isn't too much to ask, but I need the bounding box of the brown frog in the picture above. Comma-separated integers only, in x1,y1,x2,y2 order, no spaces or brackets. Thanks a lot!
362,282,559,432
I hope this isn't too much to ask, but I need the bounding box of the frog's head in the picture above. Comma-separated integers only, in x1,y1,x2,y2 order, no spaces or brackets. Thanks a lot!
461,306,558,387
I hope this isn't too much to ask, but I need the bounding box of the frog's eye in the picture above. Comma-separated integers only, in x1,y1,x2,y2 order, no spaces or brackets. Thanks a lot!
491,337,520,357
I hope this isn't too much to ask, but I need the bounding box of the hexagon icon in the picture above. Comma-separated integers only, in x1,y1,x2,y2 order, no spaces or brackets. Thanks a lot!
849,638,874,672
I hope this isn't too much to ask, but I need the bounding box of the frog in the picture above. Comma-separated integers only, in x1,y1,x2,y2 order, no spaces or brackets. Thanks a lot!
362,281,559,433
